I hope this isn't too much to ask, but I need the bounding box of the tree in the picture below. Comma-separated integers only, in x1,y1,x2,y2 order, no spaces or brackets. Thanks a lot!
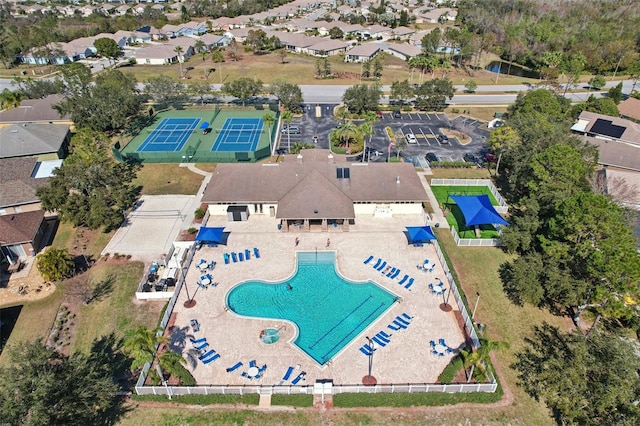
559,51,586,95
262,112,276,154
222,77,263,107
513,323,640,425
399,10,409,27
158,350,195,386
94,37,123,66
279,48,287,64
0,339,121,425
194,39,206,63
211,50,225,83
332,120,359,152
459,329,509,382
0,89,23,109
186,80,211,105
328,27,344,39
414,78,455,111
122,326,168,372
390,80,414,106
570,95,619,118
588,75,606,90
628,59,640,94
227,39,241,62
55,67,141,133
464,80,478,93
607,82,623,104
362,59,371,78
269,79,303,112
342,83,383,115
486,124,520,176
144,75,186,108
37,248,75,282
373,58,383,78
174,45,184,78
316,57,331,78
358,120,373,161
37,129,140,231
12,77,63,99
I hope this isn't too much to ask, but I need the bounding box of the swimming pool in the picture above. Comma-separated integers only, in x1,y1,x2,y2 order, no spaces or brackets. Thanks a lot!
226,252,397,365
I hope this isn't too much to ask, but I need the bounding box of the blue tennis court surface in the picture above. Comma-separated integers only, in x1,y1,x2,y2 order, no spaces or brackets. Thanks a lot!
212,118,263,152
137,118,200,152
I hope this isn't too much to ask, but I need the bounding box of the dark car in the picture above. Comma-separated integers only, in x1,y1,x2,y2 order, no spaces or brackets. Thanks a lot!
425,152,440,163
281,125,300,134
392,110,401,118
463,153,478,164
438,134,449,144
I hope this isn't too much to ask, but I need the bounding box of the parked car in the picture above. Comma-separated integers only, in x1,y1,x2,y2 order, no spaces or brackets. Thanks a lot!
405,133,417,144
438,134,449,144
281,125,300,134
463,153,478,164
392,110,401,118
425,152,440,163
376,110,383,118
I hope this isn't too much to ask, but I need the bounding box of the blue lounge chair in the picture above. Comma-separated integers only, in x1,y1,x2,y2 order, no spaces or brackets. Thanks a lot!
207,260,216,270
439,338,446,346
292,371,306,385
258,364,267,373
249,359,257,368
402,313,413,321
282,366,294,381
203,353,220,364
190,337,206,344
239,252,244,261
241,371,248,378
379,331,392,339
373,258,382,269
390,269,401,279
226,362,243,373
254,247,260,258
199,350,216,361
194,342,209,351
245,249,251,260
253,374,262,380
363,255,374,265
388,323,402,331
372,336,387,347
231,252,237,262
393,319,409,329
405,278,415,289
360,346,373,356
396,316,410,326
398,274,409,285
390,321,407,330
376,261,387,271
386,267,396,277
429,340,436,348
224,255,230,265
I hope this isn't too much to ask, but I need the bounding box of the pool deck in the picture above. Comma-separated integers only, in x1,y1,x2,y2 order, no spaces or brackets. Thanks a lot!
170,214,466,387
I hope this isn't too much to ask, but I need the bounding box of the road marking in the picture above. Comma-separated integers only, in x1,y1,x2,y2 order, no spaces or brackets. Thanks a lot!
425,113,431,119
420,129,429,146
407,113,413,119
416,113,422,120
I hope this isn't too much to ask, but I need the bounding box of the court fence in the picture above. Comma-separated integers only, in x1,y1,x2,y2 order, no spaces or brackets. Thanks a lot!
430,179,508,214
450,226,504,247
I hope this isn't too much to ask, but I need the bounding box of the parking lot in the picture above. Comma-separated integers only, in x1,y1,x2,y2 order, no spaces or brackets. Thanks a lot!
276,105,490,166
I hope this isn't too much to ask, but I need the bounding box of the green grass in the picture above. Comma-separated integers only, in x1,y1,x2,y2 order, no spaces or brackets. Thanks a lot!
118,408,317,426
131,394,259,405
270,394,314,407
333,390,503,407
133,164,204,195
431,185,502,238
71,261,163,354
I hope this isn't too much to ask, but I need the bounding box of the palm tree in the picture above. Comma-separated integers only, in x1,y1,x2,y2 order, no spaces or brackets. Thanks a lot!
158,349,195,386
174,46,184,79
336,106,349,123
358,121,373,162
333,120,358,153
281,109,293,152
262,112,276,155
0,89,23,109
459,330,509,383
122,326,168,372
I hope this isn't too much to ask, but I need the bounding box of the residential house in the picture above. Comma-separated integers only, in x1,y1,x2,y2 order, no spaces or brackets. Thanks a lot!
384,43,422,61
199,33,230,49
134,44,181,65
420,7,457,24
0,157,59,215
619,97,640,123
0,95,71,128
306,39,348,57
344,43,381,63
0,210,48,260
0,123,70,160
392,27,416,40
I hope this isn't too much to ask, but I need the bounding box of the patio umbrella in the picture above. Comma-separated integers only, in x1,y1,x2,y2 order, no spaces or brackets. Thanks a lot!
405,226,437,244
200,122,210,129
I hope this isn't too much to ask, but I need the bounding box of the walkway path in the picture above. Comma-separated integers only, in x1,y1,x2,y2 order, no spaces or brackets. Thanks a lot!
178,163,213,231
417,170,449,229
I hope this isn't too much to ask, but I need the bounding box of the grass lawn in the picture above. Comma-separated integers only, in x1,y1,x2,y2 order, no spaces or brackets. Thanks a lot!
133,164,204,195
431,185,502,238
71,261,163,354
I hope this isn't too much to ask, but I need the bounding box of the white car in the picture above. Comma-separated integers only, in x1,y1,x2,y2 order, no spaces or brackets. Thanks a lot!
405,133,417,144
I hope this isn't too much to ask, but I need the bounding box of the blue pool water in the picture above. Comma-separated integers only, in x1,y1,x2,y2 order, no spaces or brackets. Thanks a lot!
226,252,397,365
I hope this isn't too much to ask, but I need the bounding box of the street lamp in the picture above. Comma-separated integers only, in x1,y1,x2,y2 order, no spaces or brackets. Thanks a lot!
362,336,377,386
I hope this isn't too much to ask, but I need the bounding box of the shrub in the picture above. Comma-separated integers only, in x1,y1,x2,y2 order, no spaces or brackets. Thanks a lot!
439,354,464,383
194,207,206,219
187,227,198,234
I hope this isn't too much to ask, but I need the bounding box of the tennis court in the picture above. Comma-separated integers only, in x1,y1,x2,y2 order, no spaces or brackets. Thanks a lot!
137,118,201,152
212,118,264,152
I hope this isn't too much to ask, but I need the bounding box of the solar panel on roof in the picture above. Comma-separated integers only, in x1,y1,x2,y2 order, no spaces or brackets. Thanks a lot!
590,119,625,139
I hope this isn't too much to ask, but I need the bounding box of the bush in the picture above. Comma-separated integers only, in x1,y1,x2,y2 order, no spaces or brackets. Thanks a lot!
194,207,206,219
438,354,464,383
131,393,260,405
333,391,502,407
187,227,198,234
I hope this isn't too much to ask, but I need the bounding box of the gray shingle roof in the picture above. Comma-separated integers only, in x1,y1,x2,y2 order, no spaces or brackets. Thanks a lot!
0,95,68,124
0,123,69,159
0,157,50,208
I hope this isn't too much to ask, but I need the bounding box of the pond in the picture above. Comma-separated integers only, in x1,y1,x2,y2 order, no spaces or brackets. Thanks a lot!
486,61,538,79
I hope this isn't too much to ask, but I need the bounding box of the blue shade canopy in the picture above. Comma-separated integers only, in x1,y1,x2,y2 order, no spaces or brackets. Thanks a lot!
200,121,210,129
450,195,509,227
405,226,437,243
195,227,225,243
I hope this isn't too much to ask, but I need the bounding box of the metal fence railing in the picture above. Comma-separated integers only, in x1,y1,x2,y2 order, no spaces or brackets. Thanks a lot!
430,179,508,214
450,226,503,247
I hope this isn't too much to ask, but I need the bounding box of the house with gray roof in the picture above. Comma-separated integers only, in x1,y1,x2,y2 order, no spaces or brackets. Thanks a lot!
0,95,70,126
201,149,427,231
306,39,348,57
344,43,381,63
0,123,70,160
0,157,57,215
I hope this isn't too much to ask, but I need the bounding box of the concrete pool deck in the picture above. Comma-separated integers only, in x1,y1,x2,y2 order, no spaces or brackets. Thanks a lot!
170,214,466,386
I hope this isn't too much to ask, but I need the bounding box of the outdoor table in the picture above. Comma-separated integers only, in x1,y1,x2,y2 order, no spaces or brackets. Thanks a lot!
200,276,211,286
248,366,259,377
432,284,445,295
434,344,448,356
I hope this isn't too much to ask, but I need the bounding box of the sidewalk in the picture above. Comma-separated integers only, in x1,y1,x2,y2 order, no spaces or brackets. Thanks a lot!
418,170,449,229
178,163,213,231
